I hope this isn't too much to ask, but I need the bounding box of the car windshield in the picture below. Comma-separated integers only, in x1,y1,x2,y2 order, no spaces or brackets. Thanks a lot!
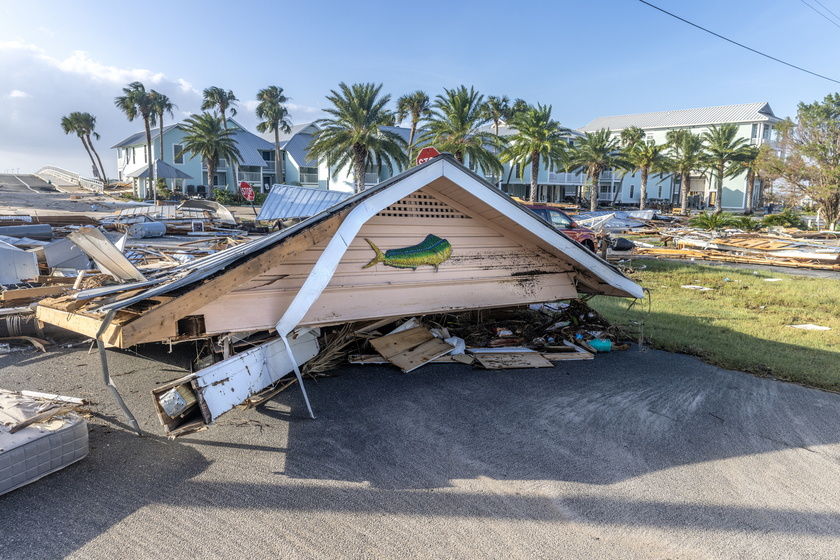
547,210,571,228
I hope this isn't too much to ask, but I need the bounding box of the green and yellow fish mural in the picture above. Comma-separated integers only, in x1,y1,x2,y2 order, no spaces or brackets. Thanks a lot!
363,234,452,271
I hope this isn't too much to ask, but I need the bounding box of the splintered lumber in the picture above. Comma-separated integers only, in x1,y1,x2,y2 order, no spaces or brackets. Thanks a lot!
369,326,455,373
0,286,67,301
472,352,554,370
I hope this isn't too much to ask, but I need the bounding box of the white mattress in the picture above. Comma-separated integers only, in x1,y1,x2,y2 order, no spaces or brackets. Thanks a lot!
0,390,89,496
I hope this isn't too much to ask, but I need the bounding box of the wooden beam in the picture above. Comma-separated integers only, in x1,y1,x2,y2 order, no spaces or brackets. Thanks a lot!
117,211,347,347
35,305,123,347
1,286,67,301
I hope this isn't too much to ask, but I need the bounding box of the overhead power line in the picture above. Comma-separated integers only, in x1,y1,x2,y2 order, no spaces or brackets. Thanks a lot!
810,0,840,24
800,0,840,30
637,0,840,85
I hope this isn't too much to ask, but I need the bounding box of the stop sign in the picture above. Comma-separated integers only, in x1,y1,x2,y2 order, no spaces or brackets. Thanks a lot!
239,181,255,202
416,147,440,165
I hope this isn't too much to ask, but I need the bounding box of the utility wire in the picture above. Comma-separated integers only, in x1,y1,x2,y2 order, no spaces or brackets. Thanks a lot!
638,0,840,85
811,0,840,23
800,0,840,29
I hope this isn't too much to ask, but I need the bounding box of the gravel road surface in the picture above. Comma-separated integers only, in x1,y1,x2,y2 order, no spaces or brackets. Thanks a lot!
1,342,838,559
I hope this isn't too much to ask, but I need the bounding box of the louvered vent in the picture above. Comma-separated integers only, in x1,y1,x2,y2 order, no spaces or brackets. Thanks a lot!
378,192,469,219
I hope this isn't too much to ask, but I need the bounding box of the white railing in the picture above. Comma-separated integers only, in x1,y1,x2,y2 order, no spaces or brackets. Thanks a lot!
237,171,263,184
35,166,105,193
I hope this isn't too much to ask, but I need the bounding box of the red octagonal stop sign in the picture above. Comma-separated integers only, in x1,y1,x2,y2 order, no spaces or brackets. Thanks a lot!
239,181,255,202
416,147,440,165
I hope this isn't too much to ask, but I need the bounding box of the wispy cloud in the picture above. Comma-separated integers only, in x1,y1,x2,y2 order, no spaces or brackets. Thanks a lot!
8,89,31,99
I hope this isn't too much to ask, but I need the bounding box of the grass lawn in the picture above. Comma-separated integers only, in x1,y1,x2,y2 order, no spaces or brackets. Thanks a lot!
588,259,840,392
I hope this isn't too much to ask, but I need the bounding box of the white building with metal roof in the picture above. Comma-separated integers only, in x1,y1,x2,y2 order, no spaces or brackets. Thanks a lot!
113,119,274,199
578,102,781,210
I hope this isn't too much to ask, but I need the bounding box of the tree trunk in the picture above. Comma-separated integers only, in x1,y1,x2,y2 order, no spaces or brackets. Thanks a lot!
714,165,724,214
353,143,367,193
158,114,166,193
221,111,236,188
408,121,417,165
143,117,155,203
529,153,540,203
87,135,108,184
207,159,216,197
79,136,98,180
274,127,282,185
590,169,600,212
639,166,648,210
680,172,689,214
743,169,755,215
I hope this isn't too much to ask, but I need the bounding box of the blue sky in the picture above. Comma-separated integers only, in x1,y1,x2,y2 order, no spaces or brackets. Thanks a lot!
2,0,839,176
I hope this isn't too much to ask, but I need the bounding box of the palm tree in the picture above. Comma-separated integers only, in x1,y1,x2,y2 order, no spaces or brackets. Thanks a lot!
666,129,707,214
150,91,176,162
499,104,569,203
306,82,407,193
619,126,646,149
702,123,750,213
255,86,292,184
202,87,239,185
177,113,243,196
115,81,155,197
149,91,176,194
419,85,503,177
396,90,431,163
624,139,667,210
567,129,626,211
60,112,106,182
483,95,511,137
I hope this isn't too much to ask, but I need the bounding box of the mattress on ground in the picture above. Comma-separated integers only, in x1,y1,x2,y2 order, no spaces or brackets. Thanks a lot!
0,390,89,496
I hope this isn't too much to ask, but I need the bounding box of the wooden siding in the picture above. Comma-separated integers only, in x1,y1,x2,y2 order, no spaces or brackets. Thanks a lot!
193,188,578,334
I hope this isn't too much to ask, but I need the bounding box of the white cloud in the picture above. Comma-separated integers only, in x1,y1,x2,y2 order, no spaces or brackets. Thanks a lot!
0,42,203,176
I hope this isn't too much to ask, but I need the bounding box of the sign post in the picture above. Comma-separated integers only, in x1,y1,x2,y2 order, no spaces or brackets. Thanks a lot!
416,147,441,166
239,181,258,218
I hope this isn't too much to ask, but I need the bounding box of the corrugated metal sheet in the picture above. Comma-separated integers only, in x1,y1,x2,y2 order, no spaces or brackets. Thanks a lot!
578,102,780,132
257,185,351,221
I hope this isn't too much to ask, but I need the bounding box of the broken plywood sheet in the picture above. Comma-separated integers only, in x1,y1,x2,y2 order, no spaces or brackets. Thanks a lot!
67,228,145,282
472,352,554,370
369,326,455,373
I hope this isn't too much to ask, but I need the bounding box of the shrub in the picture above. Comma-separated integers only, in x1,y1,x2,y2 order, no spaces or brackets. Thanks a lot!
688,211,739,230
761,209,805,229
731,216,762,231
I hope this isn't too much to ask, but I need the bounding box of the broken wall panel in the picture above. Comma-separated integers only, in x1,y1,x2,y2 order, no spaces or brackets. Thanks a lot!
0,245,39,284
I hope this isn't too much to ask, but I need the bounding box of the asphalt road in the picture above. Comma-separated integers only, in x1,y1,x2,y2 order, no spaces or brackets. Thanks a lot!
1,341,839,559
0,173,58,195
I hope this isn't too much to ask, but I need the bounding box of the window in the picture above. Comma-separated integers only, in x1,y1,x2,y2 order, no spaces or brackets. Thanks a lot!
547,209,571,229
131,147,136,164
173,144,184,164
751,124,758,139
629,184,635,199
762,124,771,141
300,166,318,184
658,185,662,198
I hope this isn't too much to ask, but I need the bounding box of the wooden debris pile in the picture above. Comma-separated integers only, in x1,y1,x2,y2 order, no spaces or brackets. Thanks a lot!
298,300,630,377
635,229,840,270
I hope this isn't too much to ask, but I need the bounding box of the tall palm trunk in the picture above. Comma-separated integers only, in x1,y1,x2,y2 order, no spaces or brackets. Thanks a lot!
353,144,367,193
86,134,107,183
744,168,755,215
639,166,649,211
714,165,724,214
221,111,235,187
680,172,690,214
79,136,99,180
590,169,601,211
529,152,540,203
207,158,217,194
157,114,166,192
143,117,155,202
274,128,283,184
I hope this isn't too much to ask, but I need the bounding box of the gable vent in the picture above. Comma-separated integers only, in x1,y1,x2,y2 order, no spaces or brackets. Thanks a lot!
377,192,470,219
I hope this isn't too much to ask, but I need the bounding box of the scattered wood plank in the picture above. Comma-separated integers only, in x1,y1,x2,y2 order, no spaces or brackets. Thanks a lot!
369,326,455,373
473,352,554,370
0,286,67,301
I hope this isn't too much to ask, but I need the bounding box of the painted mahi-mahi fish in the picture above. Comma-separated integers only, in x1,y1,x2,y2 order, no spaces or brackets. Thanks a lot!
363,234,452,271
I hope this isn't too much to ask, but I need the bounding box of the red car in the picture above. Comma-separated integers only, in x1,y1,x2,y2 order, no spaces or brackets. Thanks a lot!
524,205,599,252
